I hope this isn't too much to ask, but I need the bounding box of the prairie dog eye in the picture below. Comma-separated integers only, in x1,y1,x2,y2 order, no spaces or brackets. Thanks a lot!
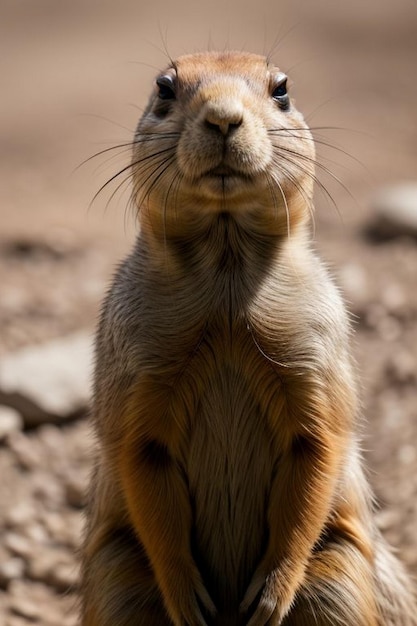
156,74,176,100
271,73,289,110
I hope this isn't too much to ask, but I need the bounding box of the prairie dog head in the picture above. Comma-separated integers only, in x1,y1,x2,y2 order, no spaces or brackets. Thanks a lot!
132,51,315,237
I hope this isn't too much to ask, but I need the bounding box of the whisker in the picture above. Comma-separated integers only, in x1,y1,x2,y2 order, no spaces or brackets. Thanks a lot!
75,133,179,172
272,142,356,206
90,146,176,210
247,321,291,369
269,129,369,174
76,113,135,134
135,154,177,209
265,171,280,222
273,158,316,237
268,169,291,240
103,171,135,216
271,147,343,222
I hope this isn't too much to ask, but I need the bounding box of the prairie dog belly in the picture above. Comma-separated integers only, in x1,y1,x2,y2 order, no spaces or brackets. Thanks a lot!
187,363,276,611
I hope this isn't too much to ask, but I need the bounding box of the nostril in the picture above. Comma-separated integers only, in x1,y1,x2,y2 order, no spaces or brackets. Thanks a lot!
228,121,242,132
204,117,242,136
205,119,223,133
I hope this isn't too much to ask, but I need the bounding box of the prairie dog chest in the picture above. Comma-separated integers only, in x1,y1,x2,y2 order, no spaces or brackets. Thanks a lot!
177,321,283,604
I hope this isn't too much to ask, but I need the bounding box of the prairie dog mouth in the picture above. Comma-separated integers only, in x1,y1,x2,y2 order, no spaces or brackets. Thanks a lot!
205,164,250,178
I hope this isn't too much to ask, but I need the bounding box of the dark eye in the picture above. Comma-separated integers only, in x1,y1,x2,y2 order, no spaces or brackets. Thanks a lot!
271,75,289,109
156,75,176,100
272,81,287,99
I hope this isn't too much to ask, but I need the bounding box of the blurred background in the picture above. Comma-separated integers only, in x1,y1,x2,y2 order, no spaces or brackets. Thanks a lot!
0,0,416,623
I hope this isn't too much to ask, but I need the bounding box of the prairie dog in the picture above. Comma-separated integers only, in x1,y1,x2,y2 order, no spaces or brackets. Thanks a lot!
81,51,416,625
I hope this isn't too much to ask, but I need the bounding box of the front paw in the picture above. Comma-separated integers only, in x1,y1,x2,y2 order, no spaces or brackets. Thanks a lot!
161,564,217,626
240,568,300,626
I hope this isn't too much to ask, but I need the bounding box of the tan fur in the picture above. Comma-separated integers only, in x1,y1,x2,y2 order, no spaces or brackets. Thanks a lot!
81,51,416,625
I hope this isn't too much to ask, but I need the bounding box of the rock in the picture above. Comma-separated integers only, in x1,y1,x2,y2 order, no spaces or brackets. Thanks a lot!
48,561,79,591
0,406,23,440
0,559,25,589
7,432,43,470
7,580,59,622
0,332,92,426
5,502,37,529
9,595,40,620
27,548,78,591
39,509,83,549
4,533,33,559
32,471,64,508
385,350,416,385
64,469,88,508
380,283,407,317
371,182,417,238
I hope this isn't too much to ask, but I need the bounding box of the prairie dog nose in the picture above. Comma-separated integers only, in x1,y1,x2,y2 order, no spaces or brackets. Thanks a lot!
204,99,244,135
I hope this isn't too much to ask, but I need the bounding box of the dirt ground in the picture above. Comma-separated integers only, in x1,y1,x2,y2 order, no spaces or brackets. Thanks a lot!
0,0,416,623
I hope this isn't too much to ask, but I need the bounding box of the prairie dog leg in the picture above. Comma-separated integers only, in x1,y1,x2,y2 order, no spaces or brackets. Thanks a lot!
116,380,215,626
82,525,169,626
282,539,378,626
242,430,343,625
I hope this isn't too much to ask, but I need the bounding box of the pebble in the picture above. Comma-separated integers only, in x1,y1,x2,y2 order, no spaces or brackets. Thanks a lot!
64,470,88,508
27,549,76,590
0,332,92,427
4,533,33,559
7,580,63,623
32,471,64,508
38,509,82,549
385,350,416,385
7,432,43,470
48,561,79,591
6,503,37,529
0,559,25,589
380,283,407,317
365,305,402,341
9,596,40,620
0,407,23,441
371,182,417,238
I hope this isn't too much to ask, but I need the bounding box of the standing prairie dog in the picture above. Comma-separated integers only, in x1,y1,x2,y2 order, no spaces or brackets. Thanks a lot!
81,51,416,625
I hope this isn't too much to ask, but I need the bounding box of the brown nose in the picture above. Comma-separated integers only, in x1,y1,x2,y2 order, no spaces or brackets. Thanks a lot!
204,100,243,136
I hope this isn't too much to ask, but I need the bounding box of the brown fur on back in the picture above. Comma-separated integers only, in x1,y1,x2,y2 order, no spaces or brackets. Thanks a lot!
81,51,417,625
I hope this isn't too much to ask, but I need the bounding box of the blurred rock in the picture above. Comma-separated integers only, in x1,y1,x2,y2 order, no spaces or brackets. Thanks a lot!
32,471,64,509
5,502,37,529
9,596,40,621
7,580,61,623
64,469,88,508
7,432,43,470
370,182,417,239
4,533,33,560
0,407,23,441
0,559,25,589
0,332,92,426
385,350,416,385
41,510,83,549
380,283,408,317
27,549,78,591
365,304,402,341
48,561,79,591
